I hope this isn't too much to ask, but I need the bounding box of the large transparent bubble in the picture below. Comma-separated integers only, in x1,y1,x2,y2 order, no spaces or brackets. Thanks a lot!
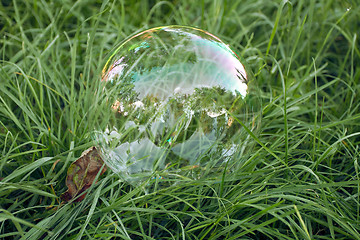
94,26,261,185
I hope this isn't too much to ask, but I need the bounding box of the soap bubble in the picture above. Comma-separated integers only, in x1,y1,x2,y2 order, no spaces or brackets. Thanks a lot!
94,26,261,185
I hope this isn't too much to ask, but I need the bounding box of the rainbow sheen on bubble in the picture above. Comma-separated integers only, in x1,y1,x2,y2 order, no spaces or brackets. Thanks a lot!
94,26,261,184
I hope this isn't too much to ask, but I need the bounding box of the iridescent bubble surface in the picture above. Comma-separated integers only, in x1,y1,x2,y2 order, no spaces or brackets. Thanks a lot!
94,26,261,184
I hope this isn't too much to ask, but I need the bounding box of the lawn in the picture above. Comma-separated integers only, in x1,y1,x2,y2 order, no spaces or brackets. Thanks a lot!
1,0,360,239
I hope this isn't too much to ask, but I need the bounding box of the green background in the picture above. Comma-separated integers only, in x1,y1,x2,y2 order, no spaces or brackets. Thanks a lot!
0,0,359,239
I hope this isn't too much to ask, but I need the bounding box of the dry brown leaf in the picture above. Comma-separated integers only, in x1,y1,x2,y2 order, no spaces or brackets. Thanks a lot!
60,147,107,202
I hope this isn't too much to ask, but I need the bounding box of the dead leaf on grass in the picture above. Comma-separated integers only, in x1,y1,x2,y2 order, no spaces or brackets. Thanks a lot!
60,147,107,202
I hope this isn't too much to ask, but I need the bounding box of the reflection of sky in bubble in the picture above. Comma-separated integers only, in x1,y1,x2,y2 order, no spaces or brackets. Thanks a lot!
131,61,247,99
164,26,248,89
103,26,248,98
104,57,126,83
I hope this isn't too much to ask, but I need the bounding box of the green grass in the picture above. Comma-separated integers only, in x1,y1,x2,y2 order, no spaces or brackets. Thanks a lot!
1,0,360,239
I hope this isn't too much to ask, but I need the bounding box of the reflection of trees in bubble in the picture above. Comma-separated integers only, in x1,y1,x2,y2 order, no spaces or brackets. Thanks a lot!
139,87,235,144
104,74,258,155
